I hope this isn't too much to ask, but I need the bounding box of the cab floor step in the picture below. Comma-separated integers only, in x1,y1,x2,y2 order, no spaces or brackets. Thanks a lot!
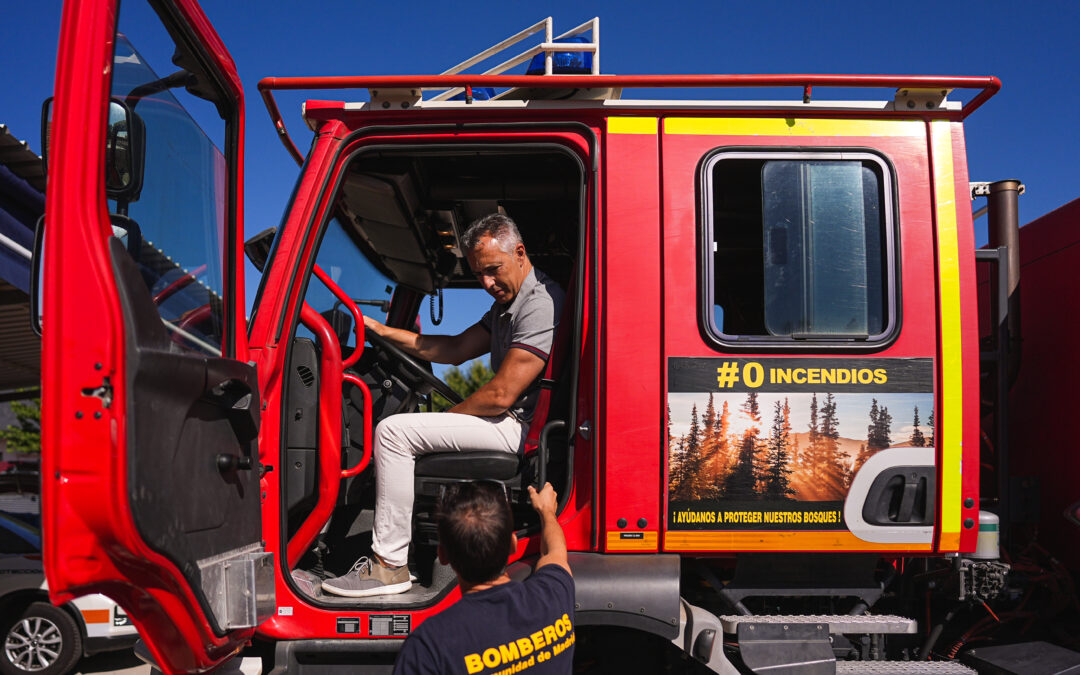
836,661,975,674
720,614,917,635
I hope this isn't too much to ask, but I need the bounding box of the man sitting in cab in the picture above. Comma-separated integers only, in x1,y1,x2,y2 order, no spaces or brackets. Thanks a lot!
322,213,564,597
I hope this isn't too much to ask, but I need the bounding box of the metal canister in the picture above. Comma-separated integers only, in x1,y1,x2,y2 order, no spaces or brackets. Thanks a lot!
971,510,1000,560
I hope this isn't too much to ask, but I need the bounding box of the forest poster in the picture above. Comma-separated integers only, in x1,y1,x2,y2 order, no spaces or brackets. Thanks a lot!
667,357,934,531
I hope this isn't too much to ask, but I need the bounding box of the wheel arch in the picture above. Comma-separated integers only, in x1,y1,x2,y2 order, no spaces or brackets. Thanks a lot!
568,553,682,640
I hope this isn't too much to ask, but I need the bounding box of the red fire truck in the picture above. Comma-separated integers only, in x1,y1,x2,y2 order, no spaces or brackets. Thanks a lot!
36,0,1079,673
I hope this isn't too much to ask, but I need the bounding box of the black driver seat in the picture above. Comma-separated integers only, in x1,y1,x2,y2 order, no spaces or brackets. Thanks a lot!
414,450,522,482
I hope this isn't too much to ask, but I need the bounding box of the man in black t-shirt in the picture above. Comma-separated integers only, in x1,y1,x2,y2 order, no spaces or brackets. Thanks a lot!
393,482,574,675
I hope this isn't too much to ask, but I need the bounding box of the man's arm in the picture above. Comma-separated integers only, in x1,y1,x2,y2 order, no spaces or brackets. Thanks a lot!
363,315,489,366
447,348,545,416
527,483,570,575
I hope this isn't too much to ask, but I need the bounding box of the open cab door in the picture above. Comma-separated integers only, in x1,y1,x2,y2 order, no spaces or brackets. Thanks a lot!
41,0,270,671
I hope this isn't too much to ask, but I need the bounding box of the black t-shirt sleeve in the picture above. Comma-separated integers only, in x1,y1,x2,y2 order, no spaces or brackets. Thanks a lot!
526,564,575,605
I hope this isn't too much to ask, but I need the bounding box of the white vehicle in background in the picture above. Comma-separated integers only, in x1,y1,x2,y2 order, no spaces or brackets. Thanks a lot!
0,512,138,675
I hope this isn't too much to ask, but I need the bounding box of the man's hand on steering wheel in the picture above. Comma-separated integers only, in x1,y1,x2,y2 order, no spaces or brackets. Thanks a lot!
362,315,463,405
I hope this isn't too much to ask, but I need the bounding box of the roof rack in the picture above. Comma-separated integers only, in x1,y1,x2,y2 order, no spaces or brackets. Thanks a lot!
258,73,1000,165
427,17,599,103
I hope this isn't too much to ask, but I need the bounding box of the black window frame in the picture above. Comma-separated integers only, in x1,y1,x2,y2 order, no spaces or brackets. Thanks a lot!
698,147,901,353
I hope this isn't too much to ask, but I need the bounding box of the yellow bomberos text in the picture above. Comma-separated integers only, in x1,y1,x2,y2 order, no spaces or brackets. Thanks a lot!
464,613,574,674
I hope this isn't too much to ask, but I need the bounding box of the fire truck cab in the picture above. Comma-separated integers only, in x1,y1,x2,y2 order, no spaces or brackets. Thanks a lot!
38,0,1080,673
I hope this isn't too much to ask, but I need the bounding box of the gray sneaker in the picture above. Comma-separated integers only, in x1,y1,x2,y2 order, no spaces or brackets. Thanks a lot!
321,557,412,598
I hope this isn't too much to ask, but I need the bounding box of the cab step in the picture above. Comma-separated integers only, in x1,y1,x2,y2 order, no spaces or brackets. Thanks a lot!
835,662,975,674
719,614,918,635
720,617,975,675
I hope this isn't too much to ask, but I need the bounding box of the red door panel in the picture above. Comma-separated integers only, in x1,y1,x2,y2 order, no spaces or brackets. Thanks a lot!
41,1,268,672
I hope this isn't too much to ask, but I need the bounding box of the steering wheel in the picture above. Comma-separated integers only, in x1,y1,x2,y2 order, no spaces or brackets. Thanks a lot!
364,329,463,406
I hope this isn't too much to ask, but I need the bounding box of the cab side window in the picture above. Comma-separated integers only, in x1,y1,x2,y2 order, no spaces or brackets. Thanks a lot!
107,11,234,356
702,151,897,347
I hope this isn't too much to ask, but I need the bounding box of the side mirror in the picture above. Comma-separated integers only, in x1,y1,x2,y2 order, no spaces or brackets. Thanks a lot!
30,215,44,337
40,97,53,179
244,227,278,273
42,97,146,203
104,99,146,202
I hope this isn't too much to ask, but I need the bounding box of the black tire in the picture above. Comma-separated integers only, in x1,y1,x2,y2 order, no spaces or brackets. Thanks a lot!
0,602,82,675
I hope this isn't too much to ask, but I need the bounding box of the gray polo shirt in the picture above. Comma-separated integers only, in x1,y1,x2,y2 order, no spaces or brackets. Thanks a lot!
476,267,565,423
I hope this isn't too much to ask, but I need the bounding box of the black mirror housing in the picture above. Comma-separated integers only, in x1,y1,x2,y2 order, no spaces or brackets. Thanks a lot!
41,97,146,204
104,99,146,202
244,227,278,273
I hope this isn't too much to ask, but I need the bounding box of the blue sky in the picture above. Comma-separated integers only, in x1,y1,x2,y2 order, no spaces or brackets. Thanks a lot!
3,0,1079,359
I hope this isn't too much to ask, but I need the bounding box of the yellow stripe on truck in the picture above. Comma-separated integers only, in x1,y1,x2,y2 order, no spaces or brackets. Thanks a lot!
930,120,963,550
663,118,924,137
608,117,658,135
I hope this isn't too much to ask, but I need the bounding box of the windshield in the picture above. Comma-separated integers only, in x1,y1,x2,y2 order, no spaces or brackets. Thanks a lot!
300,216,393,349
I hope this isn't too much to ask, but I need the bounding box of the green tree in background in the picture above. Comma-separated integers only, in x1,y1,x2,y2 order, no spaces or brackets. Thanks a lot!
0,398,42,454
431,360,495,411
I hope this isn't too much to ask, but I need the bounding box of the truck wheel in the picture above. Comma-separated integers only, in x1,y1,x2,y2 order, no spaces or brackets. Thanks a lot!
0,602,82,675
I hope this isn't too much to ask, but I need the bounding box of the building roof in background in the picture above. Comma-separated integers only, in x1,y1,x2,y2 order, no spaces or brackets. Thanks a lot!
0,278,38,396
0,125,44,193
0,126,42,397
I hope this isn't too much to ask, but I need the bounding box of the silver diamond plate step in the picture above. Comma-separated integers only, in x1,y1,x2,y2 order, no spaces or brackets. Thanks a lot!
836,661,976,674
720,614,917,635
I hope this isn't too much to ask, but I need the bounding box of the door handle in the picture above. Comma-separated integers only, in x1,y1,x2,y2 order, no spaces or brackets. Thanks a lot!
216,453,254,473
202,360,261,444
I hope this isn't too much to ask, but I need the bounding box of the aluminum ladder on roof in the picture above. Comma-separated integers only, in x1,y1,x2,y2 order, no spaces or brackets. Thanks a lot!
427,17,599,102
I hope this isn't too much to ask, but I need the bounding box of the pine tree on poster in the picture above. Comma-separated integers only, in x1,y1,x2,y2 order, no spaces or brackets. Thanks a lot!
668,430,685,497
723,393,761,499
876,404,893,449
854,399,883,475
686,404,707,499
927,408,935,448
673,404,711,501
699,394,719,487
706,400,732,485
763,399,796,499
866,398,893,450
816,393,849,497
703,394,716,447
910,405,927,447
802,393,820,473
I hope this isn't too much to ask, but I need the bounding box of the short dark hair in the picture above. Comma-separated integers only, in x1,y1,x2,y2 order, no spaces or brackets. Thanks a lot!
461,213,523,253
437,481,514,584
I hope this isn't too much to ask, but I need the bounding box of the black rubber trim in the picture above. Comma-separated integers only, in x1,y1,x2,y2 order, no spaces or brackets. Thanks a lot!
267,639,404,675
83,633,140,657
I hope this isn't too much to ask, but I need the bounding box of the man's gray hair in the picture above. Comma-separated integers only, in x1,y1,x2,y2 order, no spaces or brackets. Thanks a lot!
461,213,523,254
